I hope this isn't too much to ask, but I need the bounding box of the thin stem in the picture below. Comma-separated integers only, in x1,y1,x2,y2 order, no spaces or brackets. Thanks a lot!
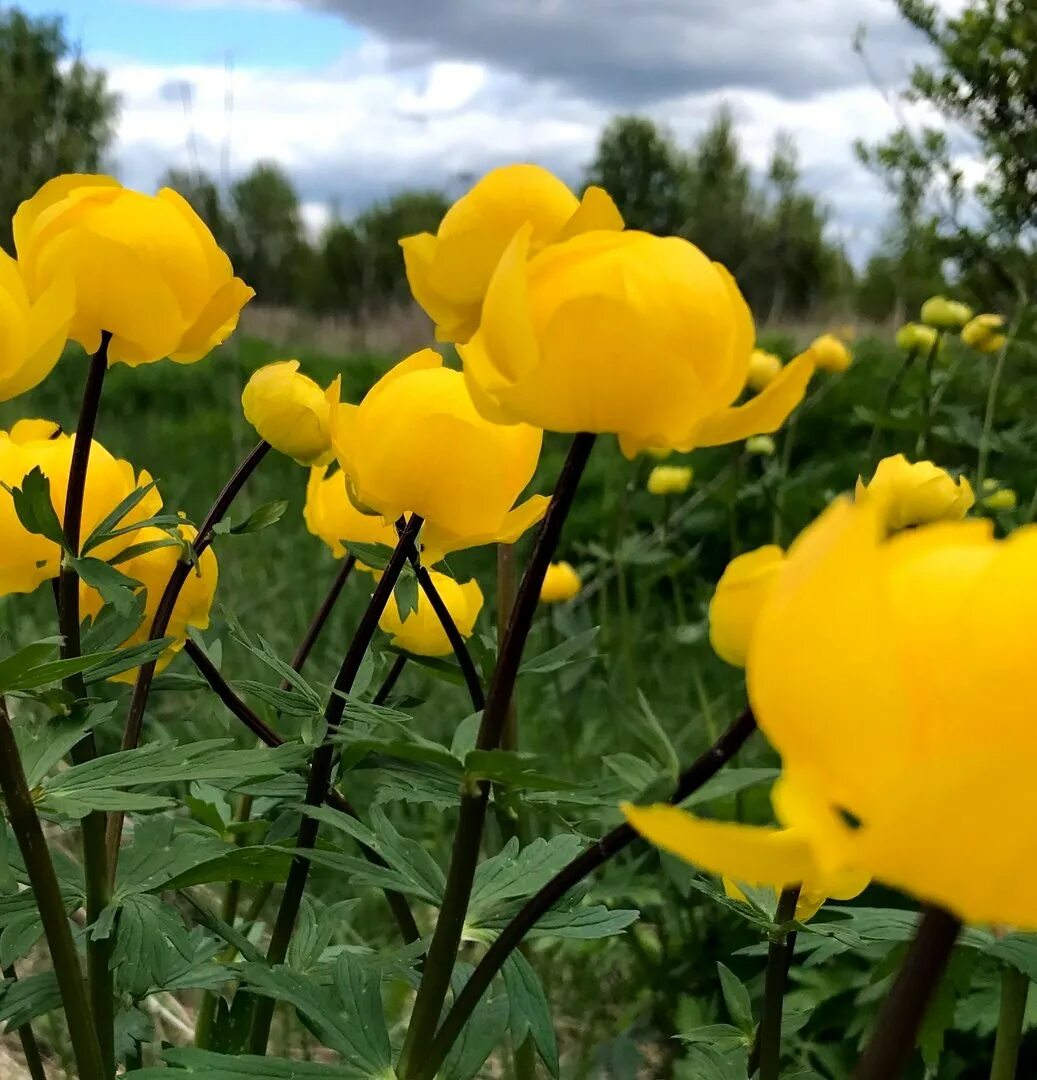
416,707,758,1080
397,433,596,1079
57,335,114,1078
749,884,802,1079
107,440,272,872
990,966,1029,1080
281,554,356,688
914,332,943,458
3,965,49,1080
977,335,1011,491
0,700,104,1080
248,513,425,1055
865,350,914,465
181,637,419,944
373,655,408,705
852,905,961,1079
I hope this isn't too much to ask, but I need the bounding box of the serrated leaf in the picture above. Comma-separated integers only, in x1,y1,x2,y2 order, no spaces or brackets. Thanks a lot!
342,541,393,570
17,701,114,788
0,969,61,1028
503,952,559,1077
9,467,65,547
82,591,147,652
716,962,754,1036
468,835,585,924
394,572,419,621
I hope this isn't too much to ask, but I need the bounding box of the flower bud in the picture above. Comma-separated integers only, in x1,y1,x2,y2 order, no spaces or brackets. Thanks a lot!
961,314,1006,354
806,333,852,373
982,483,1017,511
746,349,783,391
920,295,973,331
708,545,784,667
242,361,338,465
895,322,939,354
745,435,776,456
539,561,582,604
647,464,693,496
378,571,483,657
855,454,973,531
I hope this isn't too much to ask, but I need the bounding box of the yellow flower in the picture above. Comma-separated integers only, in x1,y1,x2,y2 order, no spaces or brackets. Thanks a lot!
81,524,218,683
0,250,74,402
0,420,161,596
647,465,693,496
242,361,338,465
378,570,483,657
855,454,974,531
746,349,783,391
707,545,784,667
745,435,776,456
459,228,813,456
14,174,254,366
920,295,973,331
982,484,1017,511
806,333,852,373
895,322,939,354
633,498,1037,929
539,561,582,604
961,314,1006,354
331,349,548,558
724,855,870,921
304,464,403,559
400,164,623,343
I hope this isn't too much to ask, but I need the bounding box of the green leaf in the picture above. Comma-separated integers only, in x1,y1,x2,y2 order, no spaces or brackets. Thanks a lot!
72,555,141,613
81,480,159,553
214,500,289,536
469,836,584,925
716,962,755,1036
134,1048,365,1078
82,638,174,684
464,749,579,794
440,964,510,1080
0,969,61,1028
502,952,559,1077
82,592,147,652
330,953,392,1073
161,847,297,891
394,571,419,621
18,701,113,788
681,767,779,808
629,690,680,778
0,636,64,691
108,535,183,566
9,467,65,547
109,893,196,997
519,627,599,674
342,541,393,570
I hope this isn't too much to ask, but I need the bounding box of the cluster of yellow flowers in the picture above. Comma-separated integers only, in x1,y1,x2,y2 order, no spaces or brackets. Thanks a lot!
898,295,1006,356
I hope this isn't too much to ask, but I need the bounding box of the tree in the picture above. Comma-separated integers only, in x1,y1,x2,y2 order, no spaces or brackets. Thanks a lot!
0,9,116,252
305,220,365,315
584,116,689,235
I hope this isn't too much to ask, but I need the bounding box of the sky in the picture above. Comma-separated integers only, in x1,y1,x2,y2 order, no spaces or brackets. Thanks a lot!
17,0,960,258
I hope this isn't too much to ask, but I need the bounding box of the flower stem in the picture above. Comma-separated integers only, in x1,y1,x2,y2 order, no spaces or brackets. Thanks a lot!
0,699,105,1080
281,554,356,688
852,905,960,1079
181,636,419,944
415,707,758,1080
57,334,115,1077
396,434,597,1079
990,966,1029,1080
914,332,943,458
865,349,914,466
977,336,1011,491
373,654,408,704
248,513,426,1055
107,440,272,872
749,884,801,1079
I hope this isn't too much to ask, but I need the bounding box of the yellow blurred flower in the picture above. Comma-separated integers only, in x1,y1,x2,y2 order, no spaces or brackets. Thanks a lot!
459,228,813,456
855,454,973,531
895,322,939,354
707,545,784,667
539,561,582,604
962,314,1006,354
304,465,402,559
921,295,973,331
378,570,483,657
14,175,253,366
81,524,218,683
806,333,852,373
746,349,783,391
400,164,623,343
0,249,74,402
647,464,693,496
0,420,161,596
745,435,776,456
633,498,1037,929
331,349,548,558
644,447,673,460
242,361,338,465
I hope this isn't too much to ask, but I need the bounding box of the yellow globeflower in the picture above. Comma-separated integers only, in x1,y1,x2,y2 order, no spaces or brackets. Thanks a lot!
707,545,784,667
378,570,483,657
806,333,852,373
0,420,160,596
0,250,74,402
304,465,402,559
921,295,973,331
331,350,548,558
895,322,939,354
14,175,254,366
539,561,582,604
242,361,338,465
962,314,1006,354
856,454,973,531
647,464,693,496
81,524,218,683
631,498,1037,928
746,349,783,391
459,228,813,456
400,164,623,343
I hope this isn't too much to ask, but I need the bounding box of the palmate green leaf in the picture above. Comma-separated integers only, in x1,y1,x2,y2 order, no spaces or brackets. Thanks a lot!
339,737,462,775
17,701,113,789
474,889,638,942
109,893,196,998
519,626,599,675
132,1048,365,1078
468,835,584,924
7,467,65,547
162,846,297,891
370,759,462,809
0,969,61,1029
72,555,141,613
225,617,324,712
440,963,510,1080
502,952,560,1078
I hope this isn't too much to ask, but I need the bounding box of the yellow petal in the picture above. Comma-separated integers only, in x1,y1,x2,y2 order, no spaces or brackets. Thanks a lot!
170,277,255,364
554,185,624,241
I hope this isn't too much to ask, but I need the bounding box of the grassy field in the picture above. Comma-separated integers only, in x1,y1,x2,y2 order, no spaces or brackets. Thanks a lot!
3,319,1035,1077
